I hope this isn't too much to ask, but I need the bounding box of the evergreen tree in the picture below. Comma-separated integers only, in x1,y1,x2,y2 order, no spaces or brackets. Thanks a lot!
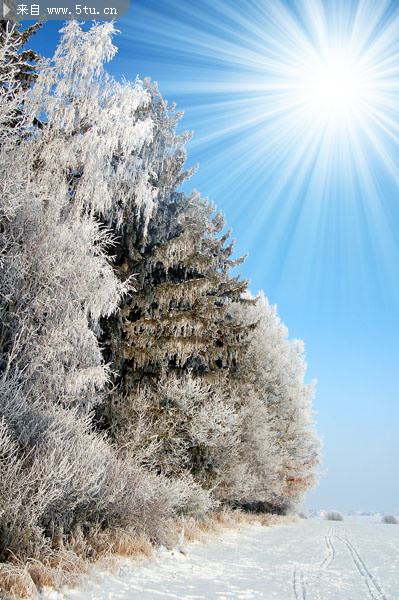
101,188,254,498
99,73,253,418
0,20,42,88
0,20,42,133
100,83,256,499
105,191,250,386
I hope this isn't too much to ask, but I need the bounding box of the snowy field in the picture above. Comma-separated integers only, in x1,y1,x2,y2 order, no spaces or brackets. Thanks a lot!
45,517,399,600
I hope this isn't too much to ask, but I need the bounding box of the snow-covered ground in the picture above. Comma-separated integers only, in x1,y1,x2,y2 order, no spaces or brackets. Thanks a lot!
45,517,399,600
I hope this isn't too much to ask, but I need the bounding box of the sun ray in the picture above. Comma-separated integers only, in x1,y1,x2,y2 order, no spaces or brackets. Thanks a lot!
123,0,399,309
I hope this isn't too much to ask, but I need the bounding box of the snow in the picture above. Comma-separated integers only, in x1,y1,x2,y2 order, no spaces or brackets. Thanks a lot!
41,517,399,600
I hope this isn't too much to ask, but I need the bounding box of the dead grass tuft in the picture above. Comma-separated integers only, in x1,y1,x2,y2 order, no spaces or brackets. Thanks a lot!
107,529,153,559
0,563,37,599
26,559,57,590
182,515,219,543
80,525,112,559
29,549,88,591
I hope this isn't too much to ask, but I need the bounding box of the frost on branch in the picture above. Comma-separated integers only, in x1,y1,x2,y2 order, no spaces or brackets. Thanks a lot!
26,21,156,228
110,374,239,495
228,293,321,508
0,20,42,138
103,191,252,392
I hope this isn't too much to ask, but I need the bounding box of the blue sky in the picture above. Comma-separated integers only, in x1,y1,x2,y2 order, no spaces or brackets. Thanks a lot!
30,0,399,513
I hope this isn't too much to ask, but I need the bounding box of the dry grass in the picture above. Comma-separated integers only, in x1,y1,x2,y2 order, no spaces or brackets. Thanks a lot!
88,528,153,560
0,526,153,599
7,549,90,598
25,560,57,591
239,511,299,528
0,563,38,600
182,507,298,544
0,510,297,598
62,524,154,563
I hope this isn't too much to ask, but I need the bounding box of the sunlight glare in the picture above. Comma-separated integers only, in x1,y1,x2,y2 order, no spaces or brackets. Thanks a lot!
306,56,364,118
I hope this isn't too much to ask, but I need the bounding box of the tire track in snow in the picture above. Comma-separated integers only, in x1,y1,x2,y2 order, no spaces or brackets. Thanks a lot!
295,525,335,600
300,570,307,599
292,565,307,600
319,527,335,569
336,533,389,600
311,527,335,599
292,566,300,600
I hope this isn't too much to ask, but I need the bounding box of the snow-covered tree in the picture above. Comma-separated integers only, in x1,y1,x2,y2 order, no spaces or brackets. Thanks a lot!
98,77,258,510
229,293,320,508
110,374,239,496
103,191,251,392
0,20,42,85
0,20,42,135
26,20,155,225
1,20,169,410
101,189,254,501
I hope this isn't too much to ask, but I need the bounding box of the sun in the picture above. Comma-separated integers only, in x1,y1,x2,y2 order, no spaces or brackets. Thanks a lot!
291,44,374,128
306,56,365,117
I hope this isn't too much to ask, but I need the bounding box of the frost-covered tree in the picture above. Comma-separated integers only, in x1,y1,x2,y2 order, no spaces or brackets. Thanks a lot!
0,21,150,410
26,20,155,225
0,20,42,134
0,26,24,141
0,20,42,87
229,293,320,508
110,374,239,496
99,78,197,380
99,78,256,509
103,191,250,391
121,77,196,239
213,387,285,507
101,190,255,502
99,69,252,385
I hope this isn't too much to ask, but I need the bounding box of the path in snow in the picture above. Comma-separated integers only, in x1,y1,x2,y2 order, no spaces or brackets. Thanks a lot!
45,518,399,600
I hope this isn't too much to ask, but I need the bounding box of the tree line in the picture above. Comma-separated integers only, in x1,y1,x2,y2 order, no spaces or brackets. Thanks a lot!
0,19,320,576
